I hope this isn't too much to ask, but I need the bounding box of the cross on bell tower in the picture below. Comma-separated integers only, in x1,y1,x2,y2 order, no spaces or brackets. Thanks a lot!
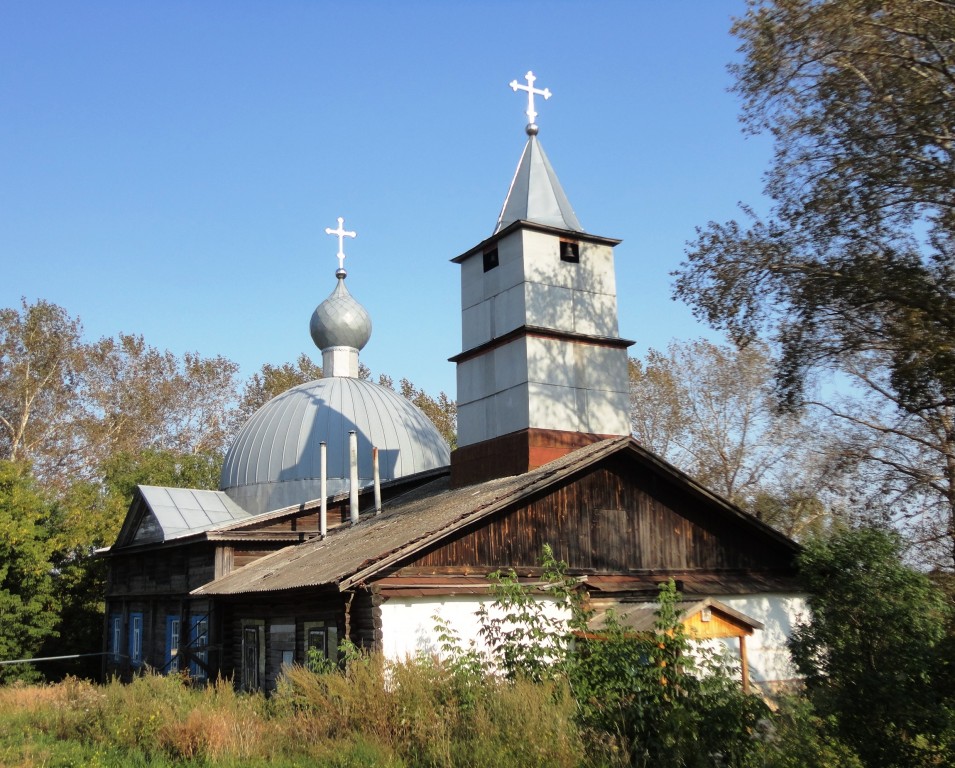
509,70,551,133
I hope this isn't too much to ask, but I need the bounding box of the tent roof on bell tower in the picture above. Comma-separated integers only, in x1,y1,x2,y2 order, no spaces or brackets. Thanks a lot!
494,70,583,235
494,134,583,234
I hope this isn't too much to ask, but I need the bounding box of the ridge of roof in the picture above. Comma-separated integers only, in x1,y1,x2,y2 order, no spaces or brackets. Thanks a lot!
192,436,799,598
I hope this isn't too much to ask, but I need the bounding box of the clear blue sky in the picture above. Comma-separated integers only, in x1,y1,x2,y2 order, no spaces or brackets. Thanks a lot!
1,0,771,398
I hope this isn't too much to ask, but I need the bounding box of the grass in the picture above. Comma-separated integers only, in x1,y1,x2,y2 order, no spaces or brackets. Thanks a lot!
0,657,583,768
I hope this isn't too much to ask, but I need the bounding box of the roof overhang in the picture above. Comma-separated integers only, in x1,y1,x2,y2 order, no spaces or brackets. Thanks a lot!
451,220,621,264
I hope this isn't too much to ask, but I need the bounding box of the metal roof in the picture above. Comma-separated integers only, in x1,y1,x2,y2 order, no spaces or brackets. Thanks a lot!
195,438,627,596
310,277,372,352
220,376,450,516
135,486,253,543
494,134,583,234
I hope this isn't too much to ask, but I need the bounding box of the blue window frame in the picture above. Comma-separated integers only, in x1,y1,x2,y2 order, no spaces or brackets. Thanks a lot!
128,612,143,667
165,615,181,672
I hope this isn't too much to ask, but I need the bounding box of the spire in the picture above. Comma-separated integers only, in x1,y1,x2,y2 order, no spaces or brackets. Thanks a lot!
310,217,372,377
494,71,583,234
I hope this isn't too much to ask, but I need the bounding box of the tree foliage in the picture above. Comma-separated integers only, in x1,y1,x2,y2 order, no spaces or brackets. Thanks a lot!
790,527,955,767
629,339,840,536
675,0,955,566
0,461,58,682
83,333,239,467
0,299,86,478
459,550,770,767
395,378,457,450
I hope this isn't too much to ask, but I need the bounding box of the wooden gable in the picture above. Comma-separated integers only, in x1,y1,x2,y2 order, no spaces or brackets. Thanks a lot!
395,451,796,579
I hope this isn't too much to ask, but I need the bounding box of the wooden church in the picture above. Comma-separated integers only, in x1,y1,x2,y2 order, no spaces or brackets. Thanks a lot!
103,72,804,693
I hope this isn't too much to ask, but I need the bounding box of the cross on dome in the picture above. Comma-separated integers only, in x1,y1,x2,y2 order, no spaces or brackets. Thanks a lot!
509,71,551,133
325,217,357,275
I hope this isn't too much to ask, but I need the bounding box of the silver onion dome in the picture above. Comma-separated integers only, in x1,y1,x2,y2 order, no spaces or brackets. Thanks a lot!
219,215,450,516
310,277,372,352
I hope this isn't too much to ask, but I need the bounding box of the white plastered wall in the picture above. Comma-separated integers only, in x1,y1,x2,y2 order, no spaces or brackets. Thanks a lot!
709,593,808,687
379,592,807,688
378,595,569,662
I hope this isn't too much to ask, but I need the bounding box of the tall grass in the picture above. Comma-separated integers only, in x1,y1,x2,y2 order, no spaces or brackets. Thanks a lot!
0,655,582,768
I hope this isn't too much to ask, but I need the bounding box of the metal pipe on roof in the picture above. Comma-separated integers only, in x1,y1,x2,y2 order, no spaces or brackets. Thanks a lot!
349,431,359,524
373,447,382,515
320,441,328,537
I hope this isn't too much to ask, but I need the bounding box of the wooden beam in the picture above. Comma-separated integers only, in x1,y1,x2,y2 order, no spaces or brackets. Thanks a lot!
739,634,750,694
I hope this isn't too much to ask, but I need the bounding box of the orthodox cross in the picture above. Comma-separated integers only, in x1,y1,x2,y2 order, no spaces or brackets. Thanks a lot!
509,70,551,126
325,217,357,272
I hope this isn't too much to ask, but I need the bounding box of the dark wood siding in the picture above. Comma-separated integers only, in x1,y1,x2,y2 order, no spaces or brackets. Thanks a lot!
217,593,345,690
407,457,793,574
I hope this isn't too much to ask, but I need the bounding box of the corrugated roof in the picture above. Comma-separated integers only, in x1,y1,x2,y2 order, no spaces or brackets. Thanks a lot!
193,436,800,598
194,438,626,596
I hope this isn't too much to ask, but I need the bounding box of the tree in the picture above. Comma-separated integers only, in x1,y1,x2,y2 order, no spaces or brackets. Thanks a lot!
236,353,323,424
790,527,955,767
674,0,955,566
83,333,240,465
396,378,457,450
629,339,840,536
0,460,59,682
0,299,86,483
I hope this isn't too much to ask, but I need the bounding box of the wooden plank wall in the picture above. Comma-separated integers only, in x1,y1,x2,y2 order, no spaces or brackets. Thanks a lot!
408,457,793,574
106,544,213,598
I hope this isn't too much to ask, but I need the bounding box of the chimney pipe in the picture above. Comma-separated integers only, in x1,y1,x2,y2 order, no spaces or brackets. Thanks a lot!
320,441,327,537
373,447,382,515
349,430,359,524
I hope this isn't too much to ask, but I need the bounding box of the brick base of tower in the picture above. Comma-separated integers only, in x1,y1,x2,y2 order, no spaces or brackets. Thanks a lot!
450,427,616,487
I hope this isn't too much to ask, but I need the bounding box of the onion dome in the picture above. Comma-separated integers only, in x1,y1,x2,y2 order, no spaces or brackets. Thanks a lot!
310,277,372,353
220,216,450,515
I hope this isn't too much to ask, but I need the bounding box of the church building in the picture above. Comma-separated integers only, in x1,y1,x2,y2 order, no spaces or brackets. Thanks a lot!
102,72,804,693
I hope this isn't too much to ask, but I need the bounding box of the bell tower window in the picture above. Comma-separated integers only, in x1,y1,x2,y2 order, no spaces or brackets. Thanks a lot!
483,247,499,272
559,240,579,263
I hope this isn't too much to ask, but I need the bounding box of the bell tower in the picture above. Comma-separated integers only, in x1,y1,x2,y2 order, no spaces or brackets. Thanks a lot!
450,72,633,486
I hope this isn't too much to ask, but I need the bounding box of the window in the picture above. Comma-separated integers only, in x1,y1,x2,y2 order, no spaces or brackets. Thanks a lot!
559,240,579,263
166,616,181,672
242,625,261,691
483,247,499,272
189,616,209,681
109,614,122,663
128,612,143,667
305,621,338,669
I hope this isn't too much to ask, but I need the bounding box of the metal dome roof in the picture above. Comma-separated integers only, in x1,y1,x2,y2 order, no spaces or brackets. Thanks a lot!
220,376,450,515
310,277,372,351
